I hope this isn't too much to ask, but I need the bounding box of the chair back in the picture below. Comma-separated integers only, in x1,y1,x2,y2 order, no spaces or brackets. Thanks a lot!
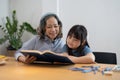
93,52,117,64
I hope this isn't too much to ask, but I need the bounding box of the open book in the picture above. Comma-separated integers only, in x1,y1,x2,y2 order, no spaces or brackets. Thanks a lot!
20,50,73,64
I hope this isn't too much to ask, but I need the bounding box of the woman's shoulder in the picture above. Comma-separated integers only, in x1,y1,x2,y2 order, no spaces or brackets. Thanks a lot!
30,35,41,40
23,35,40,44
53,38,65,44
23,35,41,44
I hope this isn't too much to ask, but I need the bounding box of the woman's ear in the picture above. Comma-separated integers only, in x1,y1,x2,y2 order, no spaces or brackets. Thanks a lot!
36,27,41,35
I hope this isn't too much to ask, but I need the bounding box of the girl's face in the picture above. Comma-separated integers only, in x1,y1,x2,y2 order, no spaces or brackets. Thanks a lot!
45,17,60,40
67,35,81,49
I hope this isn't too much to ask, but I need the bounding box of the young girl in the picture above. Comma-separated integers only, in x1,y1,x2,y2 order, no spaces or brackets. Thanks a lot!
61,24,95,64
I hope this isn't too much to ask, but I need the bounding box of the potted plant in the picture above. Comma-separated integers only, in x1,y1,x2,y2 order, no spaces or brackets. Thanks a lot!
0,10,37,56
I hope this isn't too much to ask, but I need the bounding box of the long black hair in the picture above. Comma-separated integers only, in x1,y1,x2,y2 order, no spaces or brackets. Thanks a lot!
38,13,63,39
67,24,90,56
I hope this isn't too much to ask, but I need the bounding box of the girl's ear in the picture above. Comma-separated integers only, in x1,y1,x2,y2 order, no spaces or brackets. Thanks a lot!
81,40,86,46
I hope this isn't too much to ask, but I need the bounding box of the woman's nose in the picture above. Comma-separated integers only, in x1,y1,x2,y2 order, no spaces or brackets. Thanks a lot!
51,27,56,31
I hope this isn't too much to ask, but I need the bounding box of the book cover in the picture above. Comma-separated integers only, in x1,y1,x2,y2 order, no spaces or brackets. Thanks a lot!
20,50,73,64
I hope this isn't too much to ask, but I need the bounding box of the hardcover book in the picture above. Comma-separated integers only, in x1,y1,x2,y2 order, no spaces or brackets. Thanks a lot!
20,50,73,64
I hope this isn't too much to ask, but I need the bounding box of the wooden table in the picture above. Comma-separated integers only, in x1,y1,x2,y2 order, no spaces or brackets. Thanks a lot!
0,57,120,80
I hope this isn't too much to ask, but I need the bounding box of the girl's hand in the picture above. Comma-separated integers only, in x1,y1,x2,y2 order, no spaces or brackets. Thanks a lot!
18,55,37,64
57,52,69,57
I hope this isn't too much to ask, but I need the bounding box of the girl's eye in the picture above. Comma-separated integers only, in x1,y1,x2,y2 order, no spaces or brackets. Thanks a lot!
54,25,59,28
73,38,79,41
68,36,72,39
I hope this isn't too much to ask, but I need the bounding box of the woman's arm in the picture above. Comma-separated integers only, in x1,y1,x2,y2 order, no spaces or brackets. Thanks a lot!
15,36,38,61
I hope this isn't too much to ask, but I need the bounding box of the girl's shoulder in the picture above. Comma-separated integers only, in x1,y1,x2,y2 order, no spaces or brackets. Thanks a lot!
83,45,92,54
84,45,90,49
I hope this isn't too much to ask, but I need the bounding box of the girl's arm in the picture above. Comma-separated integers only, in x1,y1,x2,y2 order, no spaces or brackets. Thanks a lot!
67,53,95,64
55,52,95,64
56,52,69,57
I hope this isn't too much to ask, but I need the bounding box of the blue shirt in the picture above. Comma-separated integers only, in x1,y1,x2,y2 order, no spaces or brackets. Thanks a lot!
63,45,92,57
15,35,65,60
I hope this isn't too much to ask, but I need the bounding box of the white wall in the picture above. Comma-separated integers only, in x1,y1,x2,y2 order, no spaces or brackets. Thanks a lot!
59,0,120,64
0,0,9,33
0,0,9,24
41,0,59,15
0,0,9,55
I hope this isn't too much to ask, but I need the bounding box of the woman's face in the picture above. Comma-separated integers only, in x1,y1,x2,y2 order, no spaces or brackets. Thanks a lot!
45,17,60,40
67,35,81,49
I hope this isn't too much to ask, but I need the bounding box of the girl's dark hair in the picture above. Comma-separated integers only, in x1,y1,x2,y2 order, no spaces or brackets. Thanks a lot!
67,24,90,56
39,13,63,39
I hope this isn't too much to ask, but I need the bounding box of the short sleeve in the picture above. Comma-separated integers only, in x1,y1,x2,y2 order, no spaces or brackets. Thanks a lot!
83,46,92,55
61,44,67,53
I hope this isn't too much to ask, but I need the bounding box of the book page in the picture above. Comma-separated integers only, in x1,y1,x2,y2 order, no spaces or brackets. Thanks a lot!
20,50,43,54
42,50,56,54
20,50,56,55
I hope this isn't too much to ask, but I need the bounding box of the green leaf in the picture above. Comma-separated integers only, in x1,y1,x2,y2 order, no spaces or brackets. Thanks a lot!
0,37,7,44
23,22,37,35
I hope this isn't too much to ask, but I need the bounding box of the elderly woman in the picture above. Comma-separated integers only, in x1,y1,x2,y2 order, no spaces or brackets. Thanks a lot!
15,13,65,64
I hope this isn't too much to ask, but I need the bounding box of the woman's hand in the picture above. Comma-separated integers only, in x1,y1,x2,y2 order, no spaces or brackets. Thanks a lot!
18,55,37,64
